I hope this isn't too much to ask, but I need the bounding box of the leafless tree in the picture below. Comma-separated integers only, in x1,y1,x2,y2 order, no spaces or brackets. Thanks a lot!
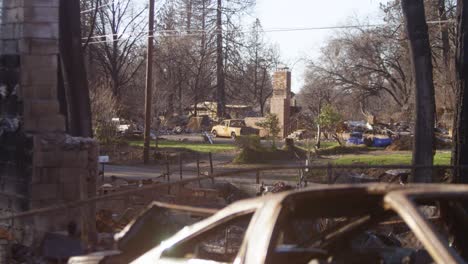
311,26,414,113
298,70,337,148
452,0,468,184
240,19,279,115
401,0,436,183
90,0,147,99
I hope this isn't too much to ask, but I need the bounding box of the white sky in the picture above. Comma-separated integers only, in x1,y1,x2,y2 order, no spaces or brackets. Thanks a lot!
135,0,391,92
252,0,391,92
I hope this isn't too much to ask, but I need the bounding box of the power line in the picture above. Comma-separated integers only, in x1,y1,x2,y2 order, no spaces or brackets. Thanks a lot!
83,24,393,40
82,20,456,45
83,32,203,45
80,0,127,14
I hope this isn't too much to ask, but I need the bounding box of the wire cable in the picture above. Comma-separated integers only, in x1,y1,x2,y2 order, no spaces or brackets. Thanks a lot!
82,19,456,45
80,0,127,14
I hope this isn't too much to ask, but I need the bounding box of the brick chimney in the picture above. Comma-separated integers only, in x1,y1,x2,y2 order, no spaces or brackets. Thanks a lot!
270,67,291,138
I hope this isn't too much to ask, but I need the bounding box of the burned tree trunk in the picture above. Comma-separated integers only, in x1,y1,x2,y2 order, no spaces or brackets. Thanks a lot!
143,0,156,164
439,0,451,68
452,0,468,183
401,0,436,183
59,0,93,138
216,0,226,119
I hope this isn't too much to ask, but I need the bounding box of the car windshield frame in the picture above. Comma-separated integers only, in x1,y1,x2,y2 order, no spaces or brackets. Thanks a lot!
384,187,468,264
265,185,468,264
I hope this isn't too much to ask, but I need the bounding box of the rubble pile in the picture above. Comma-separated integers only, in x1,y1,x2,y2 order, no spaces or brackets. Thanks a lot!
287,129,307,140
386,135,452,151
185,116,212,132
96,210,127,233
258,182,295,195
386,136,413,151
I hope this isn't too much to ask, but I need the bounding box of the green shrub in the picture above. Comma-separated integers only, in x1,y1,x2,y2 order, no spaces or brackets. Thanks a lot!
234,135,265,163
95,121,120,145
233,135,296,164
234,135,263,151
256,114,281,148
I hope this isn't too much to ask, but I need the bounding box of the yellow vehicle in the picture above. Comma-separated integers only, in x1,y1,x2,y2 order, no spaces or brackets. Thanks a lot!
211,119,258,139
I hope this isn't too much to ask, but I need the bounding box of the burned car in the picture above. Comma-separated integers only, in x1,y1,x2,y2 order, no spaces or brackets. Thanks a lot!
70,184,468,264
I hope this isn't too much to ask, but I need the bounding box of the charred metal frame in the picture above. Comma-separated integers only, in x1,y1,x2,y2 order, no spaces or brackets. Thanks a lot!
129,184,468,264
385,186,468,264
0,165,467,222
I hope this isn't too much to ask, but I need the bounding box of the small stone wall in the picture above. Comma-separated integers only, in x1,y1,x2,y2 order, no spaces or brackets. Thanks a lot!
31,134,98,243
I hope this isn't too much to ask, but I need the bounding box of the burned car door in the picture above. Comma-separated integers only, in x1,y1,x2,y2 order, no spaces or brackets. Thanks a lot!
384,188,468,264
264,186,468,264
263,189,436,264
153,212,254,263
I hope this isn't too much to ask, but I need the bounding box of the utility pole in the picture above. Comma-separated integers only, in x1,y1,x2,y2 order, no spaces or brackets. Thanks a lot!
216,0,226,119
143,0,155,164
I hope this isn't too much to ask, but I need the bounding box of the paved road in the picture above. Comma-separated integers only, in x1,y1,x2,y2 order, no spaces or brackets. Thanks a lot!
104,163,302,186
104,164,163,180
159,133,286,148
103,134,301,185
159,134,233,144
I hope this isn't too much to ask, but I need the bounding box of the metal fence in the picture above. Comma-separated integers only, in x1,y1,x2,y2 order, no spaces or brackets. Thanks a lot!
0,164,466,222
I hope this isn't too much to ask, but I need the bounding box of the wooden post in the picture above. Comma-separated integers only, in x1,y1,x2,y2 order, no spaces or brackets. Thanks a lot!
166,162,170,181
327,162,332,184
79,165,90,250
197,153,201,187
179,154,183,180
256,171,260,184
209,152,214,184
101,163,105,183
143,0,156,164
166,162,170,194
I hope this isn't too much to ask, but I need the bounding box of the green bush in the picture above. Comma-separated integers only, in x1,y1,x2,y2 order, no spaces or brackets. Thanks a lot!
234,135,263,150
256,114,280,148
233,135,295,163
94,121,127,146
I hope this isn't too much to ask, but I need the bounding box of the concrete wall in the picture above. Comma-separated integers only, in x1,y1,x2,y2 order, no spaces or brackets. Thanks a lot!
31,134,98,241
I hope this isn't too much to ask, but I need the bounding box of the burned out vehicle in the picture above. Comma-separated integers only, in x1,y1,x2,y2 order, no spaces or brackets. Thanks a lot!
211,119,258,139
70,184,468,264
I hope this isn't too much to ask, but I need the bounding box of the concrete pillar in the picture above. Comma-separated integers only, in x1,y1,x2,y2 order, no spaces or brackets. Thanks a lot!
1,0,65,133
270,68,292,138
1,0,98,249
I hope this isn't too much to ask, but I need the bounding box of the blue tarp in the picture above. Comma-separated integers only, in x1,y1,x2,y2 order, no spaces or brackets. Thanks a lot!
373,137,392,147
347,137,364,145
347,136,392,147
350,132,363,138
